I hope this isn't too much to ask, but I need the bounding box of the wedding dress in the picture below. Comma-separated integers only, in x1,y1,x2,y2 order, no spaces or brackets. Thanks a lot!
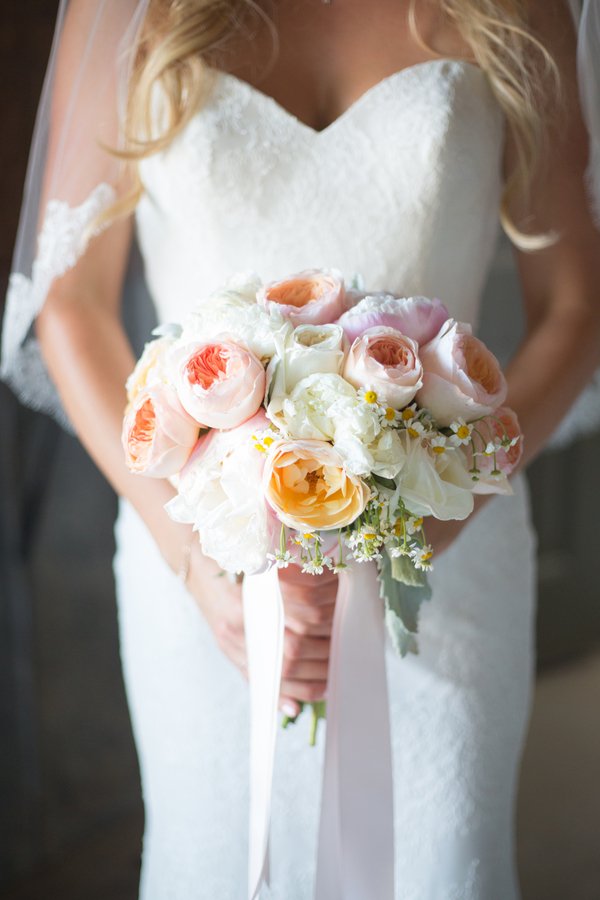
110,59,537,900
5,2,599,896
4,0,600,896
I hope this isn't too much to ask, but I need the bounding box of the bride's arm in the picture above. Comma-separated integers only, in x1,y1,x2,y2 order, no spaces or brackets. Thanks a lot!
429,1,600,553
502,0,600,466
35,221,192,570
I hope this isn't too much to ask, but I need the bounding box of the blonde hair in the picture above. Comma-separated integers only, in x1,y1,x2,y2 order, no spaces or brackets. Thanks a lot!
113,0,561,249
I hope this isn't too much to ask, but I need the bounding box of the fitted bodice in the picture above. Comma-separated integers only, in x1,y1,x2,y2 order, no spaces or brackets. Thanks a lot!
136,59,504,327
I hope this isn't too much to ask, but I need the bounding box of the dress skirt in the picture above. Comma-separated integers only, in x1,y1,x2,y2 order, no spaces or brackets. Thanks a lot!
113,473,536,900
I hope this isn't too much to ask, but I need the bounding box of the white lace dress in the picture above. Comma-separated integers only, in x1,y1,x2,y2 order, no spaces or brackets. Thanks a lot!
111,59,537,899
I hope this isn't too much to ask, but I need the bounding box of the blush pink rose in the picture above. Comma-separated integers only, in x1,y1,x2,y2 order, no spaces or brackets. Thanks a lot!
343,326,423,409
122,384,199,477
469,406,523,494
171,339,266,429
257,270,345,326
337,294,449,344
416,319,507,426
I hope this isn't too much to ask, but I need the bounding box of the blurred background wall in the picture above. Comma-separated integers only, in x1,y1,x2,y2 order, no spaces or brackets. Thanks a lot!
0,2,599,898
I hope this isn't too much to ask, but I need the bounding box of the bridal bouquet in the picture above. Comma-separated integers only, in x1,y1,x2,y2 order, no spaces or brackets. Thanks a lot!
122,269,522,721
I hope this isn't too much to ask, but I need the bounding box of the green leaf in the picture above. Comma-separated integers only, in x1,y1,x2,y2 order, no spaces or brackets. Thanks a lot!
390,553,428,587
373,474,397,491
378,551,432,657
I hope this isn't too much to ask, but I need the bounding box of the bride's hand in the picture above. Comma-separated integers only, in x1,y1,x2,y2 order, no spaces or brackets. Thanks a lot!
187,545,248,676
186,547,337,718
278,564,338,719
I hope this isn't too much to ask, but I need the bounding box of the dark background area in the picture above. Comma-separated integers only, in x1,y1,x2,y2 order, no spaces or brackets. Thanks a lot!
1,3,599,899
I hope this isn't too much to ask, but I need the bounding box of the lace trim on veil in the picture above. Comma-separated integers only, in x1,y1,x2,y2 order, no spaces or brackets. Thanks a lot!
1,183,115,429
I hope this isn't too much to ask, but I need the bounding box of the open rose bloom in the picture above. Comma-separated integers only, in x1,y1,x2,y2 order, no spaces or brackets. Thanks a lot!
123,268,522,656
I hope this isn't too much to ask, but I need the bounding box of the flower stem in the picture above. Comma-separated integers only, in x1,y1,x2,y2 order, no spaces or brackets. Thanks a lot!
309,701,327,747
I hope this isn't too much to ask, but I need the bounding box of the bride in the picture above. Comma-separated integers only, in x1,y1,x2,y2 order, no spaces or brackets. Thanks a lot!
3,0,600,897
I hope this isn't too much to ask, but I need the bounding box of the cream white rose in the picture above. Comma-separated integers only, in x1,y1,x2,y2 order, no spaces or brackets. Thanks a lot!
166,412,277,574
270,373,359,440
395,431,474,521
284,324,346,391
181,294,291,362
126,335,174,402
335,427,406,478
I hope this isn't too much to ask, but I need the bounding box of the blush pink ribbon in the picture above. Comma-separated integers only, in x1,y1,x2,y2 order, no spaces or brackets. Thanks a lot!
242,559,395,899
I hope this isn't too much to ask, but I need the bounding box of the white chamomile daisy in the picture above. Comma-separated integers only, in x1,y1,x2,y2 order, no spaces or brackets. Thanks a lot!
302,557,332,575
388,543,411,558
400,403,418,424
357,526,383,545
449,418,473,446
293,531,322,549
410,544,434,571
405,419,427,439
362,387,379,405
267,550,294,568
429,434,447,455
405,515,424,536
380,406,400,426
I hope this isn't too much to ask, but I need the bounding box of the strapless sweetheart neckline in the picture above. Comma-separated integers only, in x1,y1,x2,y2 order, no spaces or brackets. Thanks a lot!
209,57,484,136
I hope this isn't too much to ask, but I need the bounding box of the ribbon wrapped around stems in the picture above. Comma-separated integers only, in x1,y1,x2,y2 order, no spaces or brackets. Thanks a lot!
242,559,395,900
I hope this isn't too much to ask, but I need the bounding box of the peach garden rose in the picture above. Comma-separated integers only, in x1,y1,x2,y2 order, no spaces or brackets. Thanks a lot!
258,269,345,326
343,326,424,409
417,319,507,426
122,384,199,478
469,406,523,494
263,439,370,531
170,339,266,430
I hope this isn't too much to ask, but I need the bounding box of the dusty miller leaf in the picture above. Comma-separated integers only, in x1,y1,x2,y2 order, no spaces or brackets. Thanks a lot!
378,551,432,657
390,553,429,588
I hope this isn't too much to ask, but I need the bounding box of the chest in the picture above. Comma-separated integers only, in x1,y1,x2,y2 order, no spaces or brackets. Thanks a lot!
206,0,472,133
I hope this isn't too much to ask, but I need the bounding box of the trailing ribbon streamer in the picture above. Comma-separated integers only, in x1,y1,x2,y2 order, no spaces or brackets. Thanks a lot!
243,559,395,900
243,566,285,900
315,559,395,899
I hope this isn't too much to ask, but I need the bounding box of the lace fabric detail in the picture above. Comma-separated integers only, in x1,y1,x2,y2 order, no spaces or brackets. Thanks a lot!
1,183,116,426
136,61,504,330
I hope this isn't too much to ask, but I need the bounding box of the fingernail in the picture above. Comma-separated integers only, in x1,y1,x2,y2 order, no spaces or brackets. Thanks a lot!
282,702,298,718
